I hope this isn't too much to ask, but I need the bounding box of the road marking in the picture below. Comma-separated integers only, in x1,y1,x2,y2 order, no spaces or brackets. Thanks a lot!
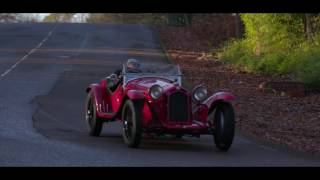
28,49,36,55
0,24,58,78
74,32,88,56
1,69,11,77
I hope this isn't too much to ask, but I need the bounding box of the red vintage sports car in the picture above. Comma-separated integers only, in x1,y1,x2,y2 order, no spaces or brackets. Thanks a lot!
86,59,235,151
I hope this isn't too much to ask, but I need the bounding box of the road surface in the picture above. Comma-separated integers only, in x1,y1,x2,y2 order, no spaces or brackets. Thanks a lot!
0,23,319,166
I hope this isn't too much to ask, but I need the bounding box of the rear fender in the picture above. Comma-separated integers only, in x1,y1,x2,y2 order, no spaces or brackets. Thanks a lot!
86,84,105,114
86,84,96,93
203,91,235,115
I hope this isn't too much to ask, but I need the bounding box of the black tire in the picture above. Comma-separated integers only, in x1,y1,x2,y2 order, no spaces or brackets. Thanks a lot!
85,91,103,136
213,102,235,152
122,99,143,148
175,134,183,139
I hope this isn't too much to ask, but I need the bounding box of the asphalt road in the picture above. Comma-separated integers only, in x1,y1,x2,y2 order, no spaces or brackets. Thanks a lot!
0,23,320,166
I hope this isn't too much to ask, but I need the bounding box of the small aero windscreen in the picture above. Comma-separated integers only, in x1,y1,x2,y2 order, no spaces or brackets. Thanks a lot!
123,63,182,86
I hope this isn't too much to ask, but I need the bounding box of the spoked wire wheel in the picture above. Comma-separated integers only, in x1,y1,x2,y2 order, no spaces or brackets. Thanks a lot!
122,99,143,148
213,102,235,152
85,91,103,136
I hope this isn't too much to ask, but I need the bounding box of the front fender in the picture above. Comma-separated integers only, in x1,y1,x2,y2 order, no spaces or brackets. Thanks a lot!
126,90,145,100
203,91,235,113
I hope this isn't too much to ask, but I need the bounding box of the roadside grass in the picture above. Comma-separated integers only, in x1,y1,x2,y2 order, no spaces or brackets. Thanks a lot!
217,38,320,89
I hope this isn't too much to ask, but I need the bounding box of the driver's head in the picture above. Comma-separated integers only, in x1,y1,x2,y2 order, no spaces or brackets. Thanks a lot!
126,59,141,72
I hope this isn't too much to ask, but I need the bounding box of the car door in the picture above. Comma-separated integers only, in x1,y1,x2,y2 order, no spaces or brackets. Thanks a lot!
110,84,124,114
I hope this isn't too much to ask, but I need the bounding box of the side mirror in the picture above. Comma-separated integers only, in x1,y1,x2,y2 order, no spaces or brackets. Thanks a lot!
105,74,118,89
109,74,117,79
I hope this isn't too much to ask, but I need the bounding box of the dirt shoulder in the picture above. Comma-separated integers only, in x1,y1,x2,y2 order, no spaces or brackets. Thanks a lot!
157,26,320,155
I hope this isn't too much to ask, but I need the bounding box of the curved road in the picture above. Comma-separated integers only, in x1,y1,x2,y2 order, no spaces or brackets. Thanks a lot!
0,23,320,166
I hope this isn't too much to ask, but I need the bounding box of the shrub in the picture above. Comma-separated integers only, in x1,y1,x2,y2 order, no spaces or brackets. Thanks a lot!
294,47,320,87
218,13,320,87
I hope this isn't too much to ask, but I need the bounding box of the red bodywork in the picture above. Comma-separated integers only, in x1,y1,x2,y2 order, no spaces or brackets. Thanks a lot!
86,76,235,135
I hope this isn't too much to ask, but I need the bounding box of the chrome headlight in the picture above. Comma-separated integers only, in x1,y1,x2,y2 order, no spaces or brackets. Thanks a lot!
193,86,207,102
149,85,163,99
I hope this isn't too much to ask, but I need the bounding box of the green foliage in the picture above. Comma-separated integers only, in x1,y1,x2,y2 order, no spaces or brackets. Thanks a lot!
218,13,320,86
293,44,320,87
86,13,168,25
240,14,305,56
86,13,194,26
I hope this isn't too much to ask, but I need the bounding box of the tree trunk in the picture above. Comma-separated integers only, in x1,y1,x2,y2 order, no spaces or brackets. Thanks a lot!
234,13,244,39
305,13,313,42
184,14,193,26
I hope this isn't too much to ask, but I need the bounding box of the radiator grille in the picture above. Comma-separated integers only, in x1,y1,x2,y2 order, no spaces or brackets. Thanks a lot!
168,91,188,122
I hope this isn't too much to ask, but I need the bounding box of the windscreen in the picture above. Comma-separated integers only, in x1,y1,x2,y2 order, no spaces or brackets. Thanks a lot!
122,63,182,86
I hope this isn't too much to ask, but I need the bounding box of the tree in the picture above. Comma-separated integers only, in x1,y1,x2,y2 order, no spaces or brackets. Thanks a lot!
16,14,42,22
219,13,320,85
75,13,89,22
86,13,167,25
0,13,18,22
43,13,75,22
233,13,244,39
183,14,193,26
304,14,313,42
167,14,188,26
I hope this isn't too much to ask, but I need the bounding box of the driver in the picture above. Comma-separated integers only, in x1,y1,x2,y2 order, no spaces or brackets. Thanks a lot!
106,59,141,92
126,59,142,73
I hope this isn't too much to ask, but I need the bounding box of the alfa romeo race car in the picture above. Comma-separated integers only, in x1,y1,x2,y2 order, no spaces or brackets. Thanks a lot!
85,59,235,151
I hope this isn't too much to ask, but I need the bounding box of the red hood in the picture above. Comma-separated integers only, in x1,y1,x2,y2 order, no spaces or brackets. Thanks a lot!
126,77,178,92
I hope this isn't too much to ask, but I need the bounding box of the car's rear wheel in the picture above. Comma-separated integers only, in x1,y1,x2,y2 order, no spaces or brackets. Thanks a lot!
122,99,143,148
175,134,183,139
213,102,235,152
86,91,103,136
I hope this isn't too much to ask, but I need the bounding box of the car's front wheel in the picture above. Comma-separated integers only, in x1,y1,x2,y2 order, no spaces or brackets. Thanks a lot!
212,102,235,152
122,99,143,148
85,91,103,136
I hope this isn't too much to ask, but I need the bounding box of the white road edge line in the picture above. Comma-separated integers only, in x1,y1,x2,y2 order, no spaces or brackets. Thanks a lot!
0,24,57,78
